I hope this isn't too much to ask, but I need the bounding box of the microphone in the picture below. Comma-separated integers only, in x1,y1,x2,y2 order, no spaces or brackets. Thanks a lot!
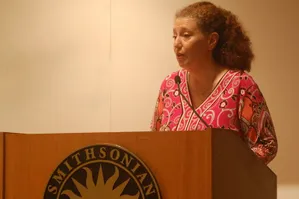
175,75,210,129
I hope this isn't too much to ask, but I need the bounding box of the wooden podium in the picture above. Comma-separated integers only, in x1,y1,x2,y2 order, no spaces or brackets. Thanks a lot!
0,128,276,199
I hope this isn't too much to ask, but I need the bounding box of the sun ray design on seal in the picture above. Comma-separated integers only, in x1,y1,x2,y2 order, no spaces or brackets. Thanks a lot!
62,165,140,199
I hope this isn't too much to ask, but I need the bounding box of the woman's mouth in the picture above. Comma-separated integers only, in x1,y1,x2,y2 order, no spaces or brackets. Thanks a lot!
176,53,185,60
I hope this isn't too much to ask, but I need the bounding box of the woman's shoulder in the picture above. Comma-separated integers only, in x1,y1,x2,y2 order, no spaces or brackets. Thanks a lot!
163,69,187,80
228,70,267,101
159,69,187,89
229,70,259,88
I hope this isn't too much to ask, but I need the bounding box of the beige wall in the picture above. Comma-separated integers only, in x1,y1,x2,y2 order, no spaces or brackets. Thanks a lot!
0,0,111,132
0,0,298,198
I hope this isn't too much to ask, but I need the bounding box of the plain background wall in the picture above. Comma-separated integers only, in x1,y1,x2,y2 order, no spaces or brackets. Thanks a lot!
0,0,298,198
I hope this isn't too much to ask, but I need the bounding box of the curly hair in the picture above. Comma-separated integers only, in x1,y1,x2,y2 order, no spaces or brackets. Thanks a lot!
175,1,254,71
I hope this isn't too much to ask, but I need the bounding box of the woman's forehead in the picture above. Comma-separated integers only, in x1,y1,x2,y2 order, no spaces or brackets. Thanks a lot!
173,17,200,32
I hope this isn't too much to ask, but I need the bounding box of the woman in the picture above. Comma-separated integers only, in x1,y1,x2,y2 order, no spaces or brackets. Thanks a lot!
150,1,278,164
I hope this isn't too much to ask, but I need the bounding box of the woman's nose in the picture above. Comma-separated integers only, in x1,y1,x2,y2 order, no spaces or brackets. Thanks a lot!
174,37,182,49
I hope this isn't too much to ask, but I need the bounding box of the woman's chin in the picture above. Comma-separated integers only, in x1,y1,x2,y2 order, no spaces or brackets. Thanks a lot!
177,61,186,67
178,62,190,69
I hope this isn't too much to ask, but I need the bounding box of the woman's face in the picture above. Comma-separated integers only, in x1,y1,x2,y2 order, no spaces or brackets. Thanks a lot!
173,17,215,70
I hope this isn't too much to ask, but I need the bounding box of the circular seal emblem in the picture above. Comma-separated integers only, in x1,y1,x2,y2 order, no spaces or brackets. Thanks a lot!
44,144,162,199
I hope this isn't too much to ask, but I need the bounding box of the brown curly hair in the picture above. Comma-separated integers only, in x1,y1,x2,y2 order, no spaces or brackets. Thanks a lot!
175,1,254,71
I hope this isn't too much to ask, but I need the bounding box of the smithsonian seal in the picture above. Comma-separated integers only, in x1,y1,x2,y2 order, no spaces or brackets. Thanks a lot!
44,144,162,199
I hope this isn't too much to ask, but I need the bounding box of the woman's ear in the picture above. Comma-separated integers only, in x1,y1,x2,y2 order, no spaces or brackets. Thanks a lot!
208,32,219,50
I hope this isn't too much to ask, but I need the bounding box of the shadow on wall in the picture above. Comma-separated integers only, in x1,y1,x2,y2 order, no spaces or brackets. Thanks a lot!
205,0,299,186
228,0,299,185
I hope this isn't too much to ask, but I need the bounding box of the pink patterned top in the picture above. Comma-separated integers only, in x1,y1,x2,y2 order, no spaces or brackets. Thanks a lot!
150,69,278,164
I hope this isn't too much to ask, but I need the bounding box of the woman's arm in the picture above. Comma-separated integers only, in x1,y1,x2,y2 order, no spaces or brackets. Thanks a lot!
238,77,278,164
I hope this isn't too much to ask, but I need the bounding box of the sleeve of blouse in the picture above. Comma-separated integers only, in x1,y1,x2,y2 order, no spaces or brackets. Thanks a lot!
150,86,164,131
238,78,278,164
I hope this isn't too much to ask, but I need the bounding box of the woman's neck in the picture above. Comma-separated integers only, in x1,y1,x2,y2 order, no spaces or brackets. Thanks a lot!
187,62,227,94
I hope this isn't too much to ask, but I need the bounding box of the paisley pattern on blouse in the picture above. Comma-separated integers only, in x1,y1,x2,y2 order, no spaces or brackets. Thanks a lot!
151,69,278,164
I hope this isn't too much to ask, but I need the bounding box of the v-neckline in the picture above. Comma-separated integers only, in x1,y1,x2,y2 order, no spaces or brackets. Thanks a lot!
185,69,230,111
